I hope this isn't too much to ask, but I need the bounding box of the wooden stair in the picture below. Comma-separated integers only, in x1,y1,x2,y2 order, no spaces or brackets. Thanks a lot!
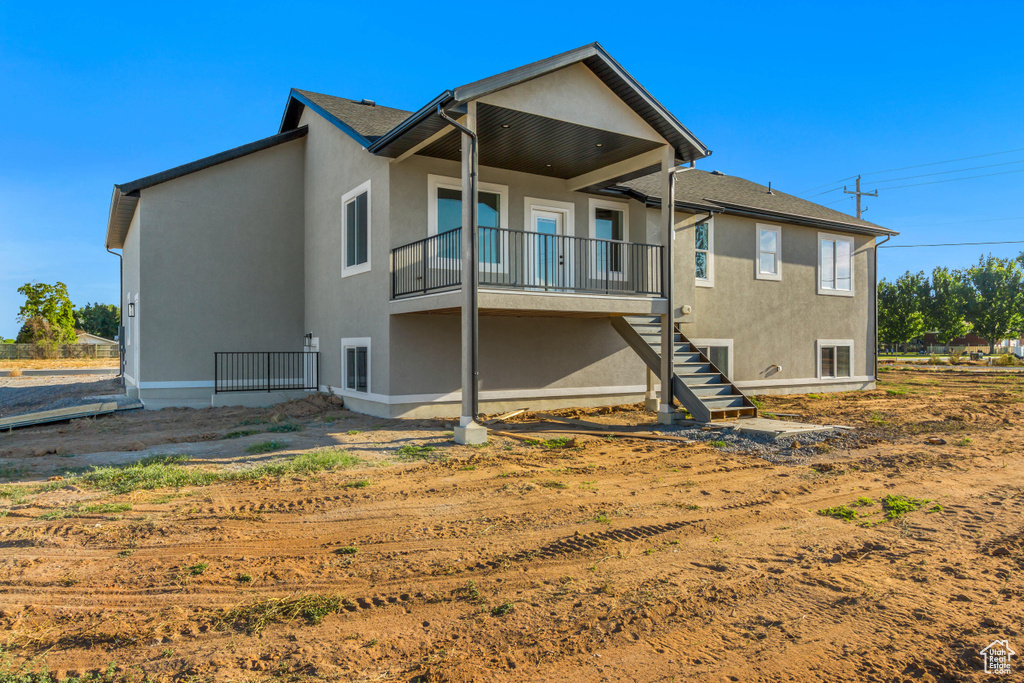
611,316,758,422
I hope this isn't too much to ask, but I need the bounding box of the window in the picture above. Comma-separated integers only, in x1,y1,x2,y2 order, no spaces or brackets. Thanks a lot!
427,175,508,267
817,340,853,379
589,198,629,277
819,233,854,295
692,339,733,378
755,224,781,281
342,338,370,393
695,219,713,287
342,180,371,277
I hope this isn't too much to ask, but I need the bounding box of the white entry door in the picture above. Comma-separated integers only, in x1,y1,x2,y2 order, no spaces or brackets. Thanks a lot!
529,208,565,288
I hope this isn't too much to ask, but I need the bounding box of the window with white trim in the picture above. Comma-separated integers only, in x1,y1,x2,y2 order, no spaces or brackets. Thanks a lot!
342,180,371,277
755,224,781,280
427,175,509,267
695,219,713,286
342,338,370,393
818,340,853,379
589,198,628,277
819,233,854,295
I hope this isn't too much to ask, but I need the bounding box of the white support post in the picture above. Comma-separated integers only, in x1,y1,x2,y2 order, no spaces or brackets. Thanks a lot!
455,101,486,445
645,367,659,412
658,147,677,424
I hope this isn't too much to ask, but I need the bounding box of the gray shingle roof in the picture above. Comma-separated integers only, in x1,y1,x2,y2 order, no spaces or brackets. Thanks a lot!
618,169,894,235
294,90,411,142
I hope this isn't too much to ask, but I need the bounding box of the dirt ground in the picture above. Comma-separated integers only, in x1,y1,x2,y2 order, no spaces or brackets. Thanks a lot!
0,359,119,370
0,368,1022,682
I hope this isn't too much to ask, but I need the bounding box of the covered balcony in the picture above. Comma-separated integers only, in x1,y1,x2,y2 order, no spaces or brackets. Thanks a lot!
391,226,663,300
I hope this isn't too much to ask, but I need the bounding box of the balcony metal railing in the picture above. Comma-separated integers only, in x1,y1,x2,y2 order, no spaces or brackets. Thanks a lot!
391,227,664,299
214,352,320,393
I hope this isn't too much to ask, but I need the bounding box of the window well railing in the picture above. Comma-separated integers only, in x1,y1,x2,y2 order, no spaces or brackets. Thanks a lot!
214,352,320,393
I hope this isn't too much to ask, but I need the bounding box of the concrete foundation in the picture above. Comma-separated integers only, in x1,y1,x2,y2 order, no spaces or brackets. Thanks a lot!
454,422,487,445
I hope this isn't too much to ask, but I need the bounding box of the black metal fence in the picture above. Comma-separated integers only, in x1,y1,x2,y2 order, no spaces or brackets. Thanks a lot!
214,352,320,393
391,227,664,299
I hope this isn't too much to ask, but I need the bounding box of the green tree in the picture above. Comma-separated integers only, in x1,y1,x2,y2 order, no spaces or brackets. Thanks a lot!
964,256,1024,353
74,302,120,340
878,271,928,352
16,282,77,344
926,267,973,345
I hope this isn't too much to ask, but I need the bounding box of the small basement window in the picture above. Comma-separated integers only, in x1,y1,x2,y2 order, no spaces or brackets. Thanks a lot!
818,340,852,379
342,338,370,393
693,339,733,378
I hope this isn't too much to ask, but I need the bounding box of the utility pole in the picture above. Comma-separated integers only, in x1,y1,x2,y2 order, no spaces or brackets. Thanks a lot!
844,175,878,219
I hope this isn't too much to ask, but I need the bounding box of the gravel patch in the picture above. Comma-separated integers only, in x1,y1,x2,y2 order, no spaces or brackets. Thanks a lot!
0,376,128,418
656,422,839,464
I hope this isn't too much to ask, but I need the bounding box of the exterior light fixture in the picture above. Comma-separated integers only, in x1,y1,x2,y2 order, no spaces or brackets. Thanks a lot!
127,302,136,318
595,143,603,147
501,124,510,128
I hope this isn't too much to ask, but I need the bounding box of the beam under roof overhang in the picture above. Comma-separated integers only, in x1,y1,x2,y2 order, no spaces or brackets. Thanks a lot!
564,147,669,192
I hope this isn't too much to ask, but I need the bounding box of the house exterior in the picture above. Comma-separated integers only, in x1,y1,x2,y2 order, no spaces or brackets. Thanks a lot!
76,332,116,345
103,43,895,439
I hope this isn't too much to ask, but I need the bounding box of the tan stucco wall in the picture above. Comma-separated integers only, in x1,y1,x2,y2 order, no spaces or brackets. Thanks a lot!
137,137,306,384
300,108,392,394
121,205,141,389
672,210,876,390
387,314,646,399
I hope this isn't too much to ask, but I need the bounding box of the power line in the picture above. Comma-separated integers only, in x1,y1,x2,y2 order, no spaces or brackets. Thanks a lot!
806,186,846,199
862,146,1024,178
873,167,1024,191
867,157,1024,186
797,146,1024,196
880,240,1024,249
892,216,1024,229
797,175,858,195
805,157,1024,197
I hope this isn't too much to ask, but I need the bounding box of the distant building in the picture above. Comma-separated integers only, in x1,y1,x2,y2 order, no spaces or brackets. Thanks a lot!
76,331,116,345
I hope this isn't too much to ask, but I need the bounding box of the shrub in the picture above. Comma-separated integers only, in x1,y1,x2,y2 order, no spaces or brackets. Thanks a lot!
395,445,436,460
818,505,857,521
267,423,302,433
882,494,931,519
245,440,286,455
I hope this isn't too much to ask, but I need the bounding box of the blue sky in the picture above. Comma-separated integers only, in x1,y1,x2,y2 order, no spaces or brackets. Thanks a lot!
2,1,1023,339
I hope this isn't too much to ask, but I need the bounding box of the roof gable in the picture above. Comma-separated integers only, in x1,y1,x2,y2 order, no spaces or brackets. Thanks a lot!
475,62,664,143
451,43,708,162
366,43,709,162
279,89,412,146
